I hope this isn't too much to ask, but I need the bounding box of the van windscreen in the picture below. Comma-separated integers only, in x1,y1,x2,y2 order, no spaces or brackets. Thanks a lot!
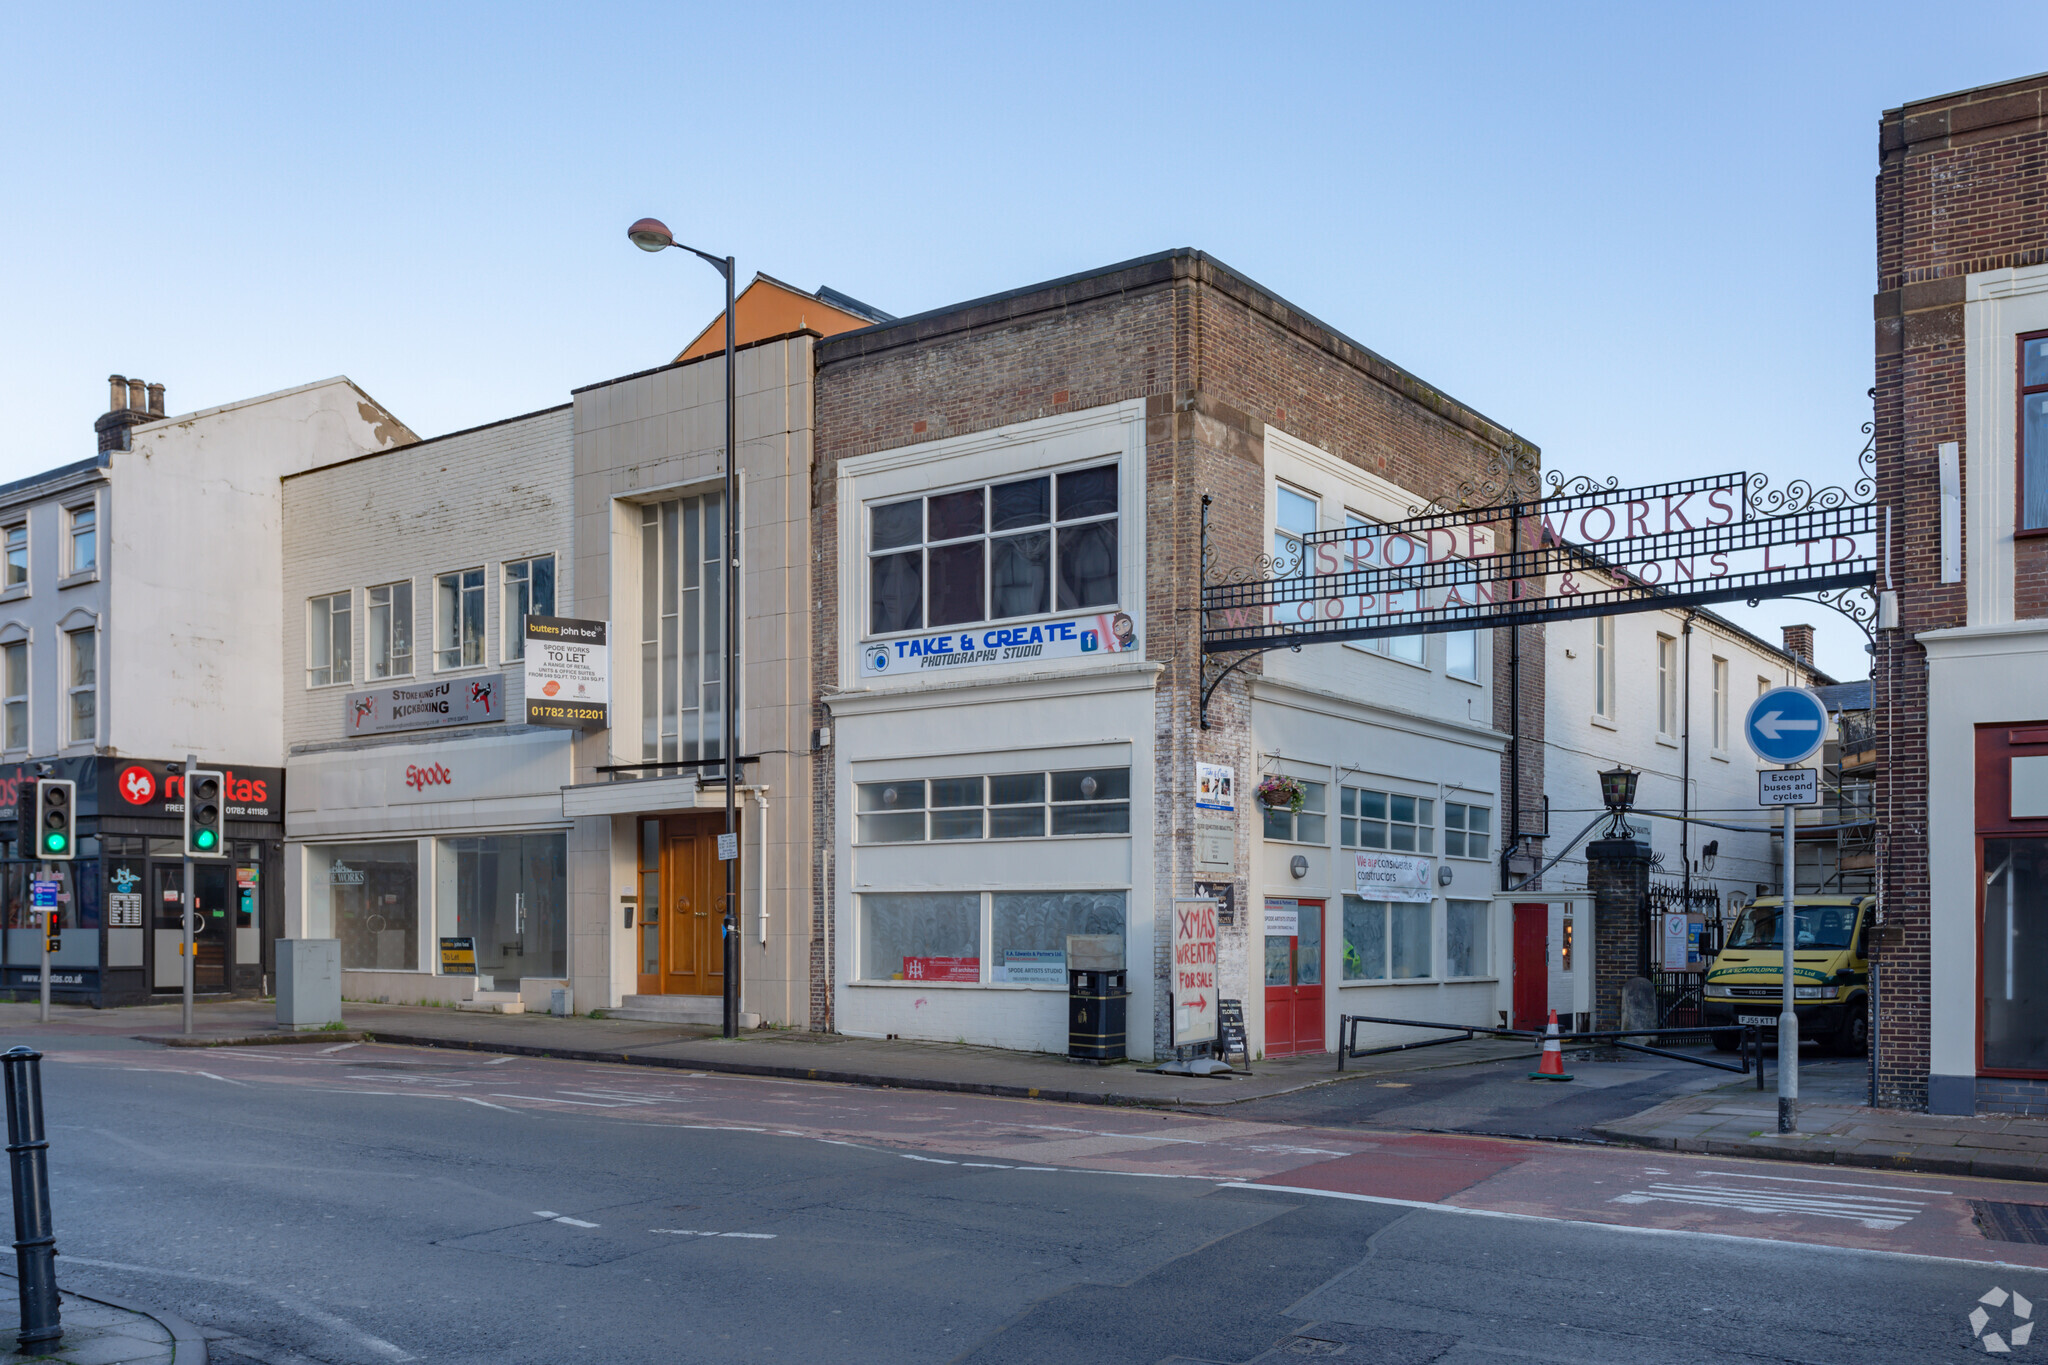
1726,904,1855,951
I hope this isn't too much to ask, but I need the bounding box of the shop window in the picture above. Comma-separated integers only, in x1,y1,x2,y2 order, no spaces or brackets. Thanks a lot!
1262,781,1327,843
640,495,727,764
2,641,25,751
990,891,1124,982
368,581,412,679
2023,332,2047,532
434,568,485,670
867,462,1118,636
4,523,24,588
1445,899,1489,978
1341,787,1433,853
1342,895,1431,981
853,767,1129,843
1445,803,1490,859
1981,840,2048,1069
859,891,981,982
67,505,94,576
502,555,556,661
308,591,351,687
65,628,94,744
308,842,420,971
436,833,566,985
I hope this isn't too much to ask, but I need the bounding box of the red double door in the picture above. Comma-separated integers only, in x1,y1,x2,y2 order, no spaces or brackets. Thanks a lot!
1264,898,1324,1056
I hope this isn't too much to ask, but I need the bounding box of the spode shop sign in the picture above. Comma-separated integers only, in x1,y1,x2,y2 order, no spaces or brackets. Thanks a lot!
862,612,1139,677
524,616,610,729
345,676,505,736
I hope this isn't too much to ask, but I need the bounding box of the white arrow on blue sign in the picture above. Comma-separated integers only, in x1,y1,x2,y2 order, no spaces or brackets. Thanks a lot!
1745,685,1829,766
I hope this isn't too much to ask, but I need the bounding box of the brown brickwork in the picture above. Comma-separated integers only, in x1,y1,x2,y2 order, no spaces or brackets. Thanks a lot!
1873,73,2048,1109
808,250,1544,1042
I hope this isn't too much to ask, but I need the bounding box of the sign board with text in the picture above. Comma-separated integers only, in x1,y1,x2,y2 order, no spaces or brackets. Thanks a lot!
347,677,505,736
1758,768,1820,807
524,616,610,729
1171,897,1220,1047
439,937,477,975
1353,853,1434,904
861,613,1141,677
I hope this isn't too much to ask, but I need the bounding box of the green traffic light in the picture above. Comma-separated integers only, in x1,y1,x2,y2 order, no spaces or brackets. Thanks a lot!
195,829,216,850
44,833,65,853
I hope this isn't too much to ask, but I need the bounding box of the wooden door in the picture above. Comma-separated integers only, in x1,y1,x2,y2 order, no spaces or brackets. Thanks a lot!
1512,903,1549,1030
1263,898,1325,1056
637,814,731,996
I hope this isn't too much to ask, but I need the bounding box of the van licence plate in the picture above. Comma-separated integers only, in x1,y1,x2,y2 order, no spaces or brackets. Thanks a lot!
1737,1014,1776,1027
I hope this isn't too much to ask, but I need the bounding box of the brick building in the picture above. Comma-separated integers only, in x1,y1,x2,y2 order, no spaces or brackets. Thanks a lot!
1873,73,2048,1112
809,251,1547,1059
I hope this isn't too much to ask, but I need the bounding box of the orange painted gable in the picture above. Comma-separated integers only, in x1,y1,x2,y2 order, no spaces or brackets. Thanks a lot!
676,276,880,362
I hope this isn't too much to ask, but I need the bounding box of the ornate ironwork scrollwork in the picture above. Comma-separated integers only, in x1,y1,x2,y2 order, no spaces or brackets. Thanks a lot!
1749,584,1878,645
1745,440,1875,517
1407,440,1542,519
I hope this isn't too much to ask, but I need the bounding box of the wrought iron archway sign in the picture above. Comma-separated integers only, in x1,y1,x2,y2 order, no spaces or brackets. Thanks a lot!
1198,449,1879,727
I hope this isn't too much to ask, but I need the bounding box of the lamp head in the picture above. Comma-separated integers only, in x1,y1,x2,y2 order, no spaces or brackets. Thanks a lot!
627,218,675,252
1598,764,1640,815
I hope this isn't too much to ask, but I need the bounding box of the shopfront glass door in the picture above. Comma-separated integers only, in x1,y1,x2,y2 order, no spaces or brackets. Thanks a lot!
1263,898,1324,1056
439,834,566,988
152,864,231,992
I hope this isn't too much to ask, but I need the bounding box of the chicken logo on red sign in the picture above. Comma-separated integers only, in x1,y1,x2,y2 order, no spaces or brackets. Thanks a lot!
118,766,156,805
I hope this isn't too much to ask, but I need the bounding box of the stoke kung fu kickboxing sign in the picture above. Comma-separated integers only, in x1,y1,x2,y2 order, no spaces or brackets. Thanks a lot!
1202,468,1878,654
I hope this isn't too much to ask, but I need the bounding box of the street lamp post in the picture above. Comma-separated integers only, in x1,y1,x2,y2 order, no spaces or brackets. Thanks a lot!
629,218,741,1039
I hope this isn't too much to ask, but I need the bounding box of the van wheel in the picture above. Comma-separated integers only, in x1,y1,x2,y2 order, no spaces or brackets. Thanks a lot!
1831,1002,1868,1056
1711,1030,1742,1053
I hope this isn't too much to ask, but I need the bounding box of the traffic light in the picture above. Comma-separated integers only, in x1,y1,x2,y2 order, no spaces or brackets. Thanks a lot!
33,779,74,860
184,769,226,857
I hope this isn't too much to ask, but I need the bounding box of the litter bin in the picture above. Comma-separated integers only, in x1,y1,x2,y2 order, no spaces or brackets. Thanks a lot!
1067,934,1127,1063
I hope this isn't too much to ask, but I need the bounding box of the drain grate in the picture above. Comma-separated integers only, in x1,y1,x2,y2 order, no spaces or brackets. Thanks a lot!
1974,1200,2048,1243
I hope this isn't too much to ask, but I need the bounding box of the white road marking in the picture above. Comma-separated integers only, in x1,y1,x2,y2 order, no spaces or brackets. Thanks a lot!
1610,1181,1926,1230
1704,1170,1955,1195
484,1056,517,1065
488,1094,629,1107
193,1071,249,1086
534,1212,598,1227
319,1043,360,1054
650,1229,777,1239
900,1154,956,1164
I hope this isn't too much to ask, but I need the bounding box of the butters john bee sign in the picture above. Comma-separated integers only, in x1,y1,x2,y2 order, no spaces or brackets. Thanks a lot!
524,616,609,729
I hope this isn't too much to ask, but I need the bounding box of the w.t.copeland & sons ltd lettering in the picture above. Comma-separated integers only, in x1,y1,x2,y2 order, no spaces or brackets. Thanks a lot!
861,613,1138,677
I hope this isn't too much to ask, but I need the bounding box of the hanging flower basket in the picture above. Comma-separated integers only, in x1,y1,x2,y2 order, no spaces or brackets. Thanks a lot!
1256,774,1305,814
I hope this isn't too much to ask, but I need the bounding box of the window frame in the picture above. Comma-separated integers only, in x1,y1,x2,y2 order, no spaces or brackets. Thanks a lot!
434,567,486,672
1711,656,1729,752
307,590,352,689
1340,510,1427,667
64,626,95,747
502,554,556,662
1340,785,1436,854
1593,617,1616,721
366,580,413,681
2020,328,2048,537
852,766,1132,846
2,521,27,592
1261,780,1328,845
2,640,25,752
1341,894,1435,983
65,502,97,578
864,460,1121,640
854,888,1130,987
1444,899,1493,980
1444,801,1492,861
1655,632,1678,740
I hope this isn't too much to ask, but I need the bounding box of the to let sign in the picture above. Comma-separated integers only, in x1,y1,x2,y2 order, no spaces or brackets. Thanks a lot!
524,616,610,729
1172,897,1219,1047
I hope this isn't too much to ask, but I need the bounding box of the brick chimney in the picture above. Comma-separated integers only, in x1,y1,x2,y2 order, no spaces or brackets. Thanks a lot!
93,373,164,453
1781,623,1816,667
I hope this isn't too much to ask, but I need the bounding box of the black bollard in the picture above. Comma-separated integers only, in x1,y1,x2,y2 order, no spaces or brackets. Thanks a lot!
3,1046,60,1351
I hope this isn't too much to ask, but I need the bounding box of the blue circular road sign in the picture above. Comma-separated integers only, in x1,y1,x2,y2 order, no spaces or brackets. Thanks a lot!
1745,686,1829,766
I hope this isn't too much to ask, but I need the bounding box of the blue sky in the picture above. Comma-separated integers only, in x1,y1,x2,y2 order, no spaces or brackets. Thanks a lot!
3,3,2038,680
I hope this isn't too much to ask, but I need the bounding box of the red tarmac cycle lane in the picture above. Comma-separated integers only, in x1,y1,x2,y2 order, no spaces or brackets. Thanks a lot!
43,1038,2048,1268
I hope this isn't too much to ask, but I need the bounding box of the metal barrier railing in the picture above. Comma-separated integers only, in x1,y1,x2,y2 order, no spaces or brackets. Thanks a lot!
1336,1013,1766,1078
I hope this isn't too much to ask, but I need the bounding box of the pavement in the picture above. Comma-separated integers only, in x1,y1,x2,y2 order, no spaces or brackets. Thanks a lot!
0,1274,202,1364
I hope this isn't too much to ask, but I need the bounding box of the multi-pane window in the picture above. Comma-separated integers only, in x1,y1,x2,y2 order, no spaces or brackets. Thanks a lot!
502,555,556,660
640,495,726,763
1341,787,1434,852
4,524,24,588
1445,899,1490,978
1274,485,1317,575
434,568,485,670
1445,803,1490,859
1656,634,1677,736
67,505,95,575
1712,657,1729,749
857,889,1126,983
1344,512,1425,664
2023,332,2048,532
1262,781,1327,843
66,628,94,744
854,767,1130,843
1342,896,1431,981
2,642,24,750
868,463,1117,635
308,591,351,687
1594,617,1615,718
367,582,412,679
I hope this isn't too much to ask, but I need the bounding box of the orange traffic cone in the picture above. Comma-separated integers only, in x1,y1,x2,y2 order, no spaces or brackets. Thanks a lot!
1529,1009,1574,1081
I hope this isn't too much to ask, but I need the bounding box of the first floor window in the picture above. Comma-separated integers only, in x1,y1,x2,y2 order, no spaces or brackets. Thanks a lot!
641,495,726,763
503,555,556,660
308,591,351,687
2,641,23,750
1712,657,1729,749
309,841,420,971
1445,802,1490,859
857,889,1126,983
1983,837,2048,1071
1447,630,1478,681
436,568,485,669
368,581,412,678
4,523,24,587
2023,333,2047,531
65,628,94,744
1342,787,1434,853
1445,899,1489,978
1656,634,1677,736
854,767,1130,843
1342,895,1431,981
1262,780,1327,843
1594,618,1616,718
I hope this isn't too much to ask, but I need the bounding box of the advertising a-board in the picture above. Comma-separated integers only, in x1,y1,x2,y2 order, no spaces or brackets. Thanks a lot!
1171,897,1219,1046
